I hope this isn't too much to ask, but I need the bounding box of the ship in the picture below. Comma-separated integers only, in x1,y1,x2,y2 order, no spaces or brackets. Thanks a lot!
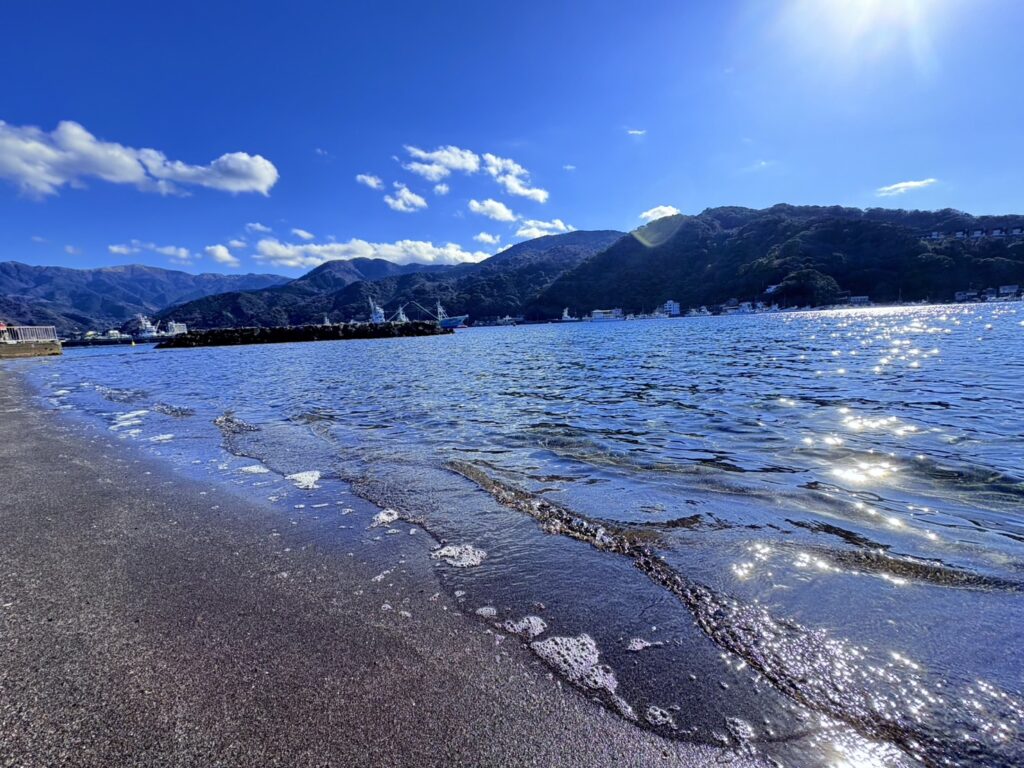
368,298,387,324
436,301,468,330
0,322,62,358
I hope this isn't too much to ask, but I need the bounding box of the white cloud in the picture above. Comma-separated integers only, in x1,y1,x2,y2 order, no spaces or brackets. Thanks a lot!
741,159,775,173
0,120,278,198
468,198,517,222
482,153,548,203
314,147,329,156
384,183,428,213
291,228,315,240
403,145,480,181
627,129,647,136
355,173,383,190
515,218,574,239
474,232,501,245
876,178,938,197
246,222,272,233
639,205,681,221
403,161,449,182
228,238,247,249
563,164,576,171
31,235,47,243
254,237,488,269
205,244,240,268
107,239,192,264
433,183,449,195
64,245,80,255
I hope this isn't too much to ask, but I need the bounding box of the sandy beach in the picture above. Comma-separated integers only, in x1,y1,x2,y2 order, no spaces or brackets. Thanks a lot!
0,368,760,767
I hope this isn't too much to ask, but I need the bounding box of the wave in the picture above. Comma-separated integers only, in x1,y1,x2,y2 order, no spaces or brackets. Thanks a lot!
447,458,1024,766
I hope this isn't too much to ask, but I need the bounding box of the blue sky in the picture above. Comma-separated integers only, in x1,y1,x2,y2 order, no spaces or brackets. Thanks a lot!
1,0,1022,276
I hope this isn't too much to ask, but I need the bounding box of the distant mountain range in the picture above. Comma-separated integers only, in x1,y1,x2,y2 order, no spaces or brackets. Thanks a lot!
4,205,1023,333
159,230,624,328
0,262,288,333
529,206,1024,316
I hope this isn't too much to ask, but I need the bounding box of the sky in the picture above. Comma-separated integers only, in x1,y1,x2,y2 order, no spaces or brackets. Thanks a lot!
1,0,1023,277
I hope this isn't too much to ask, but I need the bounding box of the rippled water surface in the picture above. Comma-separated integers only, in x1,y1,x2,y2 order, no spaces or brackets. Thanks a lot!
20,305,1024,766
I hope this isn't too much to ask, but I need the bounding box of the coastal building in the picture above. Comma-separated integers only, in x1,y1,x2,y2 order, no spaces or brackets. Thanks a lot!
971,229,985,239
954,230,967,239
991,227,1006,238
928,231,943,240
849,295,871,306
999,285,1019,298
589,308,624,321
661,300,680,317
1012,227,1024,237
165,321,188,336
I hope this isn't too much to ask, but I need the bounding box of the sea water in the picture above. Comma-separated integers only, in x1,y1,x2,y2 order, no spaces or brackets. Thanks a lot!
18,304,1024,766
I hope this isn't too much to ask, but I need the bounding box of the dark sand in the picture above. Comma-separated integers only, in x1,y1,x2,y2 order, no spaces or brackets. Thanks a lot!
0,369,761,767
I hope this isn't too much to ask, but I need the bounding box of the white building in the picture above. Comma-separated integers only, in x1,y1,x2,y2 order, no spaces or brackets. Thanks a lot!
165,321,188,336
589,308,624,321
661,300,680,317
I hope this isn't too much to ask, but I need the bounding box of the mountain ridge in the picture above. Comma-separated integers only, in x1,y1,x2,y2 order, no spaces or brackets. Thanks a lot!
0,261,289,333
159,230,625,328
528,205,1024,317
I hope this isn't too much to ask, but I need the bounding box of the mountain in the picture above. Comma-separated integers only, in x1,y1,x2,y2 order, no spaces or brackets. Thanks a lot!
0,262,288,333
529,205,1024,316
155,258,454,329
159,230,625,328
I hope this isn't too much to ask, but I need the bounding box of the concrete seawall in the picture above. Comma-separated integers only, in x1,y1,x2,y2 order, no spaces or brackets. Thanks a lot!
0,341,62,359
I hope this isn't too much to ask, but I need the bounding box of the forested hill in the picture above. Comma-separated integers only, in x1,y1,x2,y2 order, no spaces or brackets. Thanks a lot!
159,230,625,328
528,205,1024,316
0,262,287,333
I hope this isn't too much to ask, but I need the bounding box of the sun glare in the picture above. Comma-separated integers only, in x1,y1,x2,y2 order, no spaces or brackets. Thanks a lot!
776,0,944,74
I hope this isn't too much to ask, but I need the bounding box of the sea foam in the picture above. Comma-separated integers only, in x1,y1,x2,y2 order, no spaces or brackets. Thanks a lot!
530,634,635,720
285,471,321,490
502,615,547,639
431,543,487,568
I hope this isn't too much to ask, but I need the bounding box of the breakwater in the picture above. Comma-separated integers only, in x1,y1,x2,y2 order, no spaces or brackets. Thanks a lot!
155,321,450,349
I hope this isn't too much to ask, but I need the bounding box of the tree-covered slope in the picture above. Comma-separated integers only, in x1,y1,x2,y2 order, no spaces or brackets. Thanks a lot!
160,230,625,328
0,262,288,332
529,206,1024,316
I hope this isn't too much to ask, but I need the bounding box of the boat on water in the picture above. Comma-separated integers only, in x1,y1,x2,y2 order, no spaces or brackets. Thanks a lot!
368,299,387,324
436,302,468,330
0,322,62,358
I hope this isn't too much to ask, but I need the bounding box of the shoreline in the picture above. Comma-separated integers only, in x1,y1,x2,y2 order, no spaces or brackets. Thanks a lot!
0,367,759,767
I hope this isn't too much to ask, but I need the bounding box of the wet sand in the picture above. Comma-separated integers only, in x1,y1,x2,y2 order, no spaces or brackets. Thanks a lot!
0,369,761,767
